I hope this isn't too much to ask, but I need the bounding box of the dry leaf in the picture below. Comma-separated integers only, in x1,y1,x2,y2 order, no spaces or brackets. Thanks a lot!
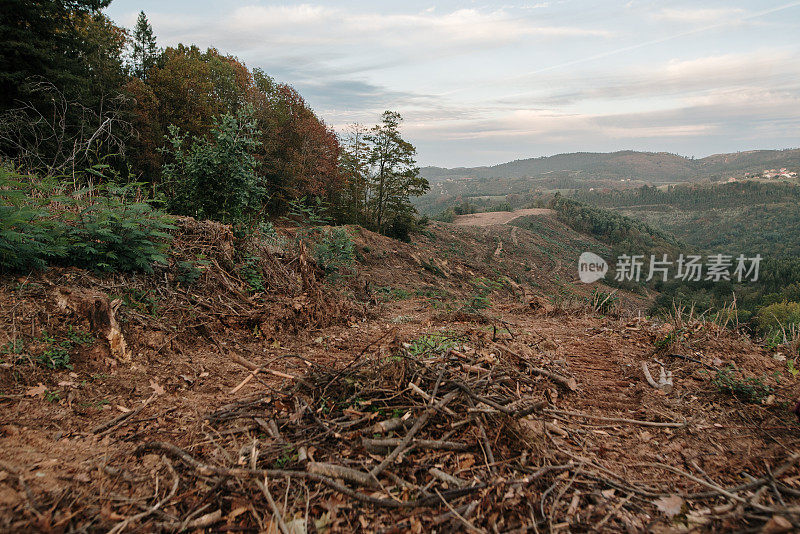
25,383,47,397
654,495,684,518
458,453,476,471
761,515,792,533
149,379,165,396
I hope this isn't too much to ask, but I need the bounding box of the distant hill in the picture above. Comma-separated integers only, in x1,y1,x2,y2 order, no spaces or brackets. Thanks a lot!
422,149,800,184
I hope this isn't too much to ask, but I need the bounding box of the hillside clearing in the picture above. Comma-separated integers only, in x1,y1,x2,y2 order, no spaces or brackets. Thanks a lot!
0,218,798,532
452,208,555,226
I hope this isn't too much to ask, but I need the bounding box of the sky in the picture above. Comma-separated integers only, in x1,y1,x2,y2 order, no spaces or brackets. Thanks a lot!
106,1,800,167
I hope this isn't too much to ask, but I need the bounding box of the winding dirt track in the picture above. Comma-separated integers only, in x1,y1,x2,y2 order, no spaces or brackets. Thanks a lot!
452,208,554,226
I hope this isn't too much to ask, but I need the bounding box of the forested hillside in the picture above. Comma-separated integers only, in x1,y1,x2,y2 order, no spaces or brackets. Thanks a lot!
572,181,800,257
422,148,800,183
1,4,433,278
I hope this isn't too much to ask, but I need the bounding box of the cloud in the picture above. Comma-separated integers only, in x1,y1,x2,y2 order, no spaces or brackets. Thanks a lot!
403,87,800,165
497,49,800,107
151,4,612,54
655,7,747,24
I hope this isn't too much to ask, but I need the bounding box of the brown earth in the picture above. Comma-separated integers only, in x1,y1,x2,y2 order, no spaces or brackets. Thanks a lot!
0,218,798,532
452,208,555,227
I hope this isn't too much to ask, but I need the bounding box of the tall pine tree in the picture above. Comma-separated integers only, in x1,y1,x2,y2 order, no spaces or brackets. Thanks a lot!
131,11,158,79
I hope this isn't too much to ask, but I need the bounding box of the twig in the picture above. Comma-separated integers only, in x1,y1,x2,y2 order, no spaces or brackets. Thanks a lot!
363,437,470,452
230,354,305,391
490,341,577,391
256,478,290,534
596,492,633,529
409,382,457,416
369,390,460,479
107,457,179,534
434,489,482,533
136,441,483,509
663,353,718,370
544,408,686,428
469,398,497,475
92,394,156,435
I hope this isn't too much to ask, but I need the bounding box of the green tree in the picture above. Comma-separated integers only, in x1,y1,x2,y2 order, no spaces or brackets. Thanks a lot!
0,0,111,111
365,111,428,233
336,123,370,225
161,106,264,224
131,11,159,79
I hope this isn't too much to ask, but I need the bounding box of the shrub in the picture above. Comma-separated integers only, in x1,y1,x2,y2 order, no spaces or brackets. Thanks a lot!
755,301,800,334
375,286,411,301
162,107,264,224
406,333,460,358
314,227,355,283
385,212,416,242
59,182,174,273
712,365,773,404
36,328,93,370
434,209,456,223
1,167,173,274
463,293,492,313
238,255,265,293
0,170,62,272
176,260,203,286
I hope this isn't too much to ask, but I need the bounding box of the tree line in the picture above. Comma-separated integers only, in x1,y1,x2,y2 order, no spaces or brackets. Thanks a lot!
0,2,427,240
572,182,800,210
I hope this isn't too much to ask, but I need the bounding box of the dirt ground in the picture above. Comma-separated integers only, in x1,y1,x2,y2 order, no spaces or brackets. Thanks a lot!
452,208,555,227
0,219,798,533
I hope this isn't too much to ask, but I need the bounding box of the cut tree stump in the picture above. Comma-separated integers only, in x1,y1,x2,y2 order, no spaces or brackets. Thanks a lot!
55,287,131,363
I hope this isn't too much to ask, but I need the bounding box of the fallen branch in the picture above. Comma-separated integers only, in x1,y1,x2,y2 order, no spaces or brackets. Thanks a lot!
92,394,156,435
429,468,468,488
527,366,578,391
370,390,461,479
544,408,686,428
641,361,673,393
363,437,470,453
230,353,306,393
308,462,378,488
135,441,482,509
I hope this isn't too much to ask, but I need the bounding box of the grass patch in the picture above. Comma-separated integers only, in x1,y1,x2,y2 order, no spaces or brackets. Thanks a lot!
405,332,462,358
712,365,773,404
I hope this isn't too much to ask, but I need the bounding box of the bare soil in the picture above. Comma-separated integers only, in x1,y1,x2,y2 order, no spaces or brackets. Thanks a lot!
452,208,555,227
0,219,797,532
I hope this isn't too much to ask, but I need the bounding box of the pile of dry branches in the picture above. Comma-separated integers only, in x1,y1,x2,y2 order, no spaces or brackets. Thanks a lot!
132,338,573,531
123,336,800,532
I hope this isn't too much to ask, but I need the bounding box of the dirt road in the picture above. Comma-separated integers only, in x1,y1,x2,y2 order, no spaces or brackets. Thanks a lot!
452,207,554,226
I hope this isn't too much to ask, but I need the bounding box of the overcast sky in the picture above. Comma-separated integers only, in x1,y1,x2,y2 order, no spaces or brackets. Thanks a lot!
106,1,800,167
